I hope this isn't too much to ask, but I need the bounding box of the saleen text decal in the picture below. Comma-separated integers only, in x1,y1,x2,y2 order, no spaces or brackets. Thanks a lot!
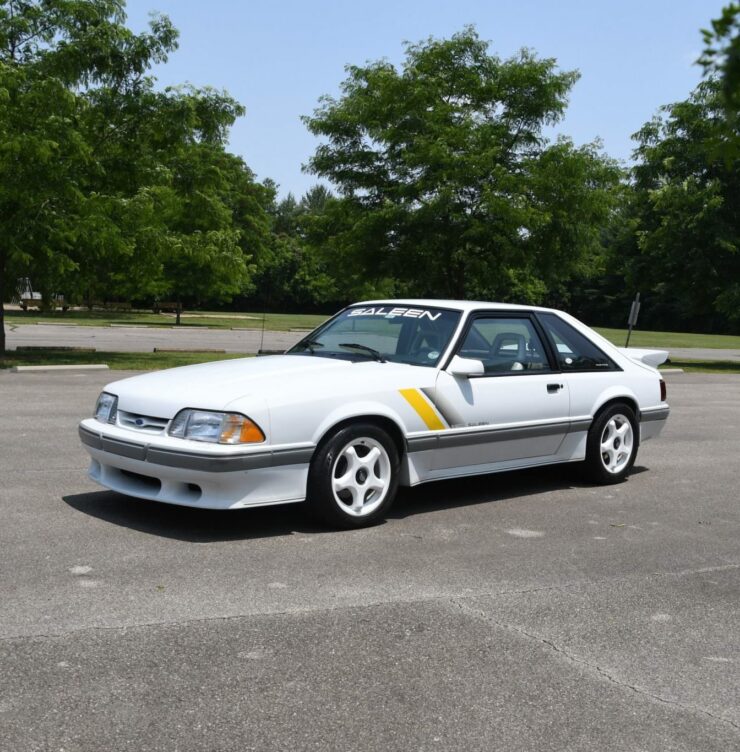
348,307,442,320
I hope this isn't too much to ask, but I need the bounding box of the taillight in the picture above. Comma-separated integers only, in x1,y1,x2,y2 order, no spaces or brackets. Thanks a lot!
660,379,667,402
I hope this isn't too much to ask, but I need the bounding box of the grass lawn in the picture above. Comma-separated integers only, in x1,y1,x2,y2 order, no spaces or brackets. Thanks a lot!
0,349,249,371
595,327,740,350
5,309,328,331
659,359,740,374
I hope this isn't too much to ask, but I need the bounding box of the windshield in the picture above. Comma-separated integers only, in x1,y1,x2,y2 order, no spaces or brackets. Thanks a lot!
288,305,462,367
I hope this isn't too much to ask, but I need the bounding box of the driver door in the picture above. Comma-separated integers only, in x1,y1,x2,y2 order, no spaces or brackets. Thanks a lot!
429,313,570,472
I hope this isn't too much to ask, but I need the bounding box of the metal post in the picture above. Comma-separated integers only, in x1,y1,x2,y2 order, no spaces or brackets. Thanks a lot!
625,292,641,347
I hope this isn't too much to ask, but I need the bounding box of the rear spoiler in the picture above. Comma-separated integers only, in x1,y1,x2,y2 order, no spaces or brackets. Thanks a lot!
617,348,669,368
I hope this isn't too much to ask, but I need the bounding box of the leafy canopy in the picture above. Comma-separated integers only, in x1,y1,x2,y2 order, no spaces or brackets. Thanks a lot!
0,0,269,349
626,80,739,325
700,2,740,121
303,27,621,302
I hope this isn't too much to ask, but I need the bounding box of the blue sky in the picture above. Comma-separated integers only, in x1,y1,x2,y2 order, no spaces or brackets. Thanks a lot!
125,0,725,198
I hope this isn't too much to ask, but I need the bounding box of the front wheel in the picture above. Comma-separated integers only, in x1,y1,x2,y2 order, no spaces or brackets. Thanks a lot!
307,423,400,529
583,403,639,484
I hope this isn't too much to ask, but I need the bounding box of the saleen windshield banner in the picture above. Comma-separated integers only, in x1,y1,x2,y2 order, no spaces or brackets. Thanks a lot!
348,307,442,320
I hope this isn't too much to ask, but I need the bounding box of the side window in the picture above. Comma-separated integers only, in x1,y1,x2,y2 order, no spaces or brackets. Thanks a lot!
538,313,618,372
458,317,551,374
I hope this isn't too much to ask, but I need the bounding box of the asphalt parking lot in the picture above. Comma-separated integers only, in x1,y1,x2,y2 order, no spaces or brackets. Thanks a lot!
1,370,738,751
7,323,303,353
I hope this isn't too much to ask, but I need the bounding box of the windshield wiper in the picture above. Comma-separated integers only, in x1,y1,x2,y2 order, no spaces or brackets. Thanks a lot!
339,343,386,362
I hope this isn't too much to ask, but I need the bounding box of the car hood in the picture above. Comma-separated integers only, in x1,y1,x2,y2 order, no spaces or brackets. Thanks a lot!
105,355,428,418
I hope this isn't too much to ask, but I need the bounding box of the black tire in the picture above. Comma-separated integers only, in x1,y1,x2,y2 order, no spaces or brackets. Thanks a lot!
583,402,639,484
307,422,401,529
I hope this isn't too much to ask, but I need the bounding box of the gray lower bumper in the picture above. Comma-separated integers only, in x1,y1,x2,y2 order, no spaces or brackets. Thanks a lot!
79,425,313,473
640,406,670,423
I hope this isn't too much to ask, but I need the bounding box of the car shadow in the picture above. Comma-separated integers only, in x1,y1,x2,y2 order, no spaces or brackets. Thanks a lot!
63,464,649,543
391,464,648,520
62,491,325,542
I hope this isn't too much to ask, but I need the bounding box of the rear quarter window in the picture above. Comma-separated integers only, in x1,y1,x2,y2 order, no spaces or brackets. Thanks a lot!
538,313,619,372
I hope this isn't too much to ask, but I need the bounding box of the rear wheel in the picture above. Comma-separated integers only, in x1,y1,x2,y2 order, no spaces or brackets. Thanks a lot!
583,403,639,484
307,423,400,529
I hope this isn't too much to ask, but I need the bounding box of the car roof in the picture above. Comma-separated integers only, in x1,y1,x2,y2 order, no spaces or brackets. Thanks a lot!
355,299,559,314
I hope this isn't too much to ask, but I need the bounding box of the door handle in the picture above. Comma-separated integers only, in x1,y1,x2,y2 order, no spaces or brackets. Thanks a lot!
547,383,563,393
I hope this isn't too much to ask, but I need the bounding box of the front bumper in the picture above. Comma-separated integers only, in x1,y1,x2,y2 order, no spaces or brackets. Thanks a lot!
79,421,314,510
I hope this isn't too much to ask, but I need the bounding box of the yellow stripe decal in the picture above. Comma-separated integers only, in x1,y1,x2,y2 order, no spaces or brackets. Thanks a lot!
399,389,446,431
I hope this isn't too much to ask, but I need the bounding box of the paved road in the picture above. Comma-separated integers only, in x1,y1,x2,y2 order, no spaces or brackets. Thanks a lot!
6,323,304,353
6,323,740,361
0,371,738,751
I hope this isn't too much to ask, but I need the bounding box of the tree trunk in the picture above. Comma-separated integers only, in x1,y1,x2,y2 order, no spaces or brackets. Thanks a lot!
0,298,5,357
176,300,182,326
0,249,6,356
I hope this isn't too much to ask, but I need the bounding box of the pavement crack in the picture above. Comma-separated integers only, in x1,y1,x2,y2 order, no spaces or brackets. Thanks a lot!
1,562,738,644
452,599,740,734
488,562,740,599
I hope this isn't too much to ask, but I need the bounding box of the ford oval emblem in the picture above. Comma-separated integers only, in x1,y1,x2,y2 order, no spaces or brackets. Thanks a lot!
135,418,144,426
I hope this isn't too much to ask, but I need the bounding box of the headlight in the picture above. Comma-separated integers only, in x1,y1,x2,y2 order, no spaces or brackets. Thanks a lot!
168,409,265,444
94,392,118,424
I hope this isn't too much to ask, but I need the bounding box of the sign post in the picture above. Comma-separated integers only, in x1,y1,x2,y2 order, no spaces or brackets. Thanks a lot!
625,292,641,347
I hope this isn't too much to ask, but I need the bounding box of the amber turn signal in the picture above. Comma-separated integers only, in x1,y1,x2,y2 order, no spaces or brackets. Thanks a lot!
219,414,266,444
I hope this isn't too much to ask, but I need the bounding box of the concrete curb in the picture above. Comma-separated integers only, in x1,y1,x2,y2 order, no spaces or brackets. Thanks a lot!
659,368,685,373
11,364,110,373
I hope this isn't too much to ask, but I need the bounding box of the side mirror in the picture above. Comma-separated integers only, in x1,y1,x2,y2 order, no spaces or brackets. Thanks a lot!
447,355,484,378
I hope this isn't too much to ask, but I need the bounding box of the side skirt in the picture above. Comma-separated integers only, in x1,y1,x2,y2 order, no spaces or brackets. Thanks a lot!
404,454,585,487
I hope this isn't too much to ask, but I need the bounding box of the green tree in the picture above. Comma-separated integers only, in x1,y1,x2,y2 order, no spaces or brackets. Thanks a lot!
0,1,270,350
303,27,621,302
300,183,332,214
0,0,155,351
67,38,271,322
69,81,252,309
154,145,272,323
616,80,739,330
698,3,740,166
250,184,336,310
700,3,740,121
